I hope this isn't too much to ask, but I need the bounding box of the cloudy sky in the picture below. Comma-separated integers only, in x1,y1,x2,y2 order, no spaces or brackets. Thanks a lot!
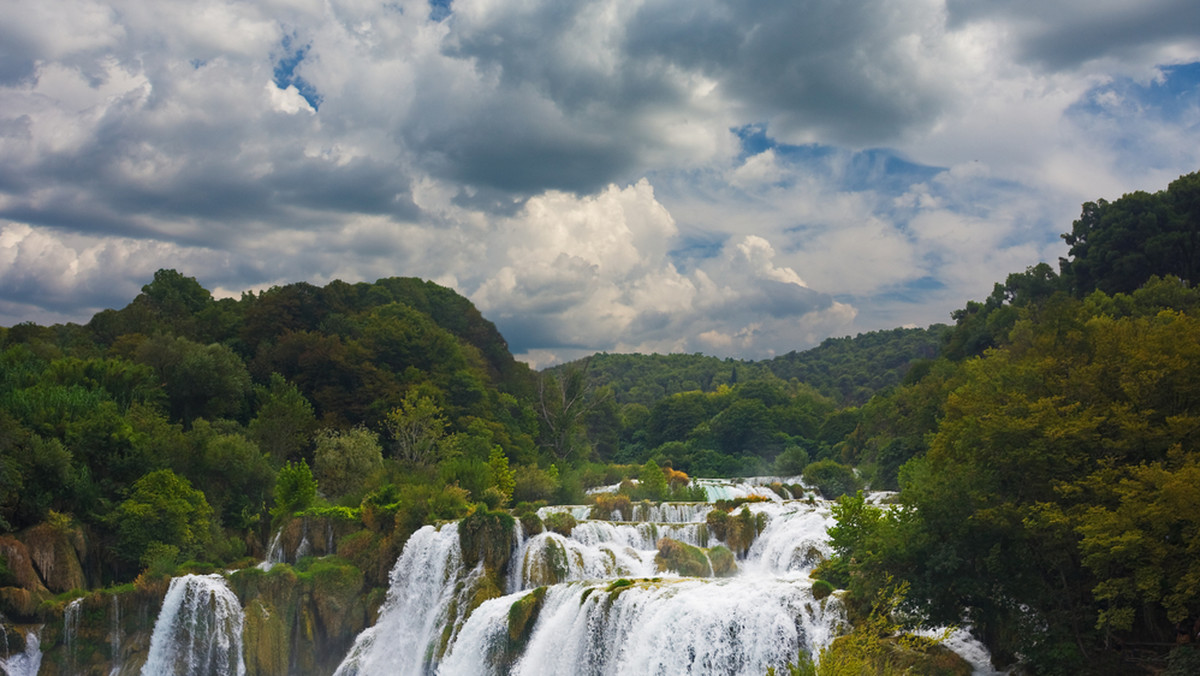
2,0,1198,366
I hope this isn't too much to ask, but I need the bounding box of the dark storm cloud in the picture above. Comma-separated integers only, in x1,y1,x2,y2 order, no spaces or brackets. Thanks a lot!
946,0,1200,69
622,0,950,145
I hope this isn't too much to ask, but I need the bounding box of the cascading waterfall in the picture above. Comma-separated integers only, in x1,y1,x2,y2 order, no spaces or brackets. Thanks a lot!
333,523,467,676
140,574,246,676
109,594,123,676
64,598,82,675
0,630,42,676
337,480,854,676
256,530,285,571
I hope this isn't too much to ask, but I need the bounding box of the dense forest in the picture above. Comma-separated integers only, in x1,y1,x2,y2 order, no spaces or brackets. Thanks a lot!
1,170,1198,674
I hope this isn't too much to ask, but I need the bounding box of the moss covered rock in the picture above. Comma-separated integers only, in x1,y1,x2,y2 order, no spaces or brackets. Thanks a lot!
655,538,711,577
24,522,88,594
542,512,576,537
707,545,737,577
459,509,515,576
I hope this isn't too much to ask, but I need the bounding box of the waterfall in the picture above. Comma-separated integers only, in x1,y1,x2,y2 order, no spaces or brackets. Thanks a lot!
256,530,285,571
333,523,466,676
64,598,82,675
109,594,123,676
140,574,246,676
333,478,1001,675
339,487,851,676
441,577,840,676
0,630,42,676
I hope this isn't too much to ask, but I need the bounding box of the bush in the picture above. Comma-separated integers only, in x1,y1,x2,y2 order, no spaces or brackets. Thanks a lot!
543,512,577,537
512,465,559,504
590,494,632,521
774,445,811,476
655,538,711,577
112,469,214,567
273,459,317,523
802,460,860,499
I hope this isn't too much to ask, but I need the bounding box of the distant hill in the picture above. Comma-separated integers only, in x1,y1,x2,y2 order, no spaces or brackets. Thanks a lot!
764,325,948,405
554,325,948,407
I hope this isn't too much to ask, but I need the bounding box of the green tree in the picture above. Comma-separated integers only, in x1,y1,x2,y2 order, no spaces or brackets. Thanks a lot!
487,446,516,505
383,390,447,464
111,469,214,567
1075,451,1200,632
248,373,317,463
135,335,251,424
638,460,668,501
537,364,601,463
313,427,383,499
1060,172,1200,296
273,459,318,521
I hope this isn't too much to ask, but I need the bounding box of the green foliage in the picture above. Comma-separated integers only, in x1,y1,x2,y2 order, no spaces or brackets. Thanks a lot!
135,335,251,424
249,373,316,463
183,421,275,528
766,326,947,405
313,427,383,500
811,579,835,601
1061,172,1200,296
1074,450,1200,630
774,445,811,476
487,446,516,504
542,512,576,537
111,469,214,568
802,460,859,499
511,464,560,504
458,509,515,575
384,391,447,464
274,460,318,522
636,460,668,501
655,538,711,577
537,364,601,463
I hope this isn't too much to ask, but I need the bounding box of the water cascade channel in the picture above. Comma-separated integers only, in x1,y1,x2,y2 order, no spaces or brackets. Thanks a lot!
140,574,246,676
335,478,845,676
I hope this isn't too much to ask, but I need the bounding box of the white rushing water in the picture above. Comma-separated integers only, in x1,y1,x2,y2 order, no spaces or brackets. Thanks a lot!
140,574,246,676
64,598,81,675
108,594,123,676
336,478,852,676
0,630,41,676
333,523,468,676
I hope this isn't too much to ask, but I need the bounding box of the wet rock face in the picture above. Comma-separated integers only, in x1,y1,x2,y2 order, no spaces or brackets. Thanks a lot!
0,536,49,595
24,523,87,594
229,559,369,676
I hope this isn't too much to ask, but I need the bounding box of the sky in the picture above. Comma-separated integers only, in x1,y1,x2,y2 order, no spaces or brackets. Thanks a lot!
1,0,1199,367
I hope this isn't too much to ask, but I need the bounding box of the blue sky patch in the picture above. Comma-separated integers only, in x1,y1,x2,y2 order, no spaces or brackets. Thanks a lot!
732,123,943,195
273,34,322,111
429,0,453,22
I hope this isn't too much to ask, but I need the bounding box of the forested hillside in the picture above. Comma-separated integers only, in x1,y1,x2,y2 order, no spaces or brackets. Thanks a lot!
814,170,1200,675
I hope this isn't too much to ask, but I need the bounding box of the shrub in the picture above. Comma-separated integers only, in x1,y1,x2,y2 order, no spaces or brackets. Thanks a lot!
543,512,577,537
802,460,860,499
655,538,711,577
590,494,632,521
